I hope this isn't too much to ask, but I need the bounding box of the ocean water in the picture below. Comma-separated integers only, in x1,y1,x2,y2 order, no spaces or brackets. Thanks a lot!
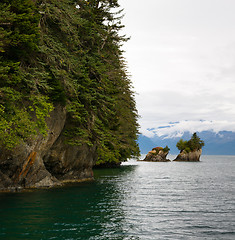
0,155,234,240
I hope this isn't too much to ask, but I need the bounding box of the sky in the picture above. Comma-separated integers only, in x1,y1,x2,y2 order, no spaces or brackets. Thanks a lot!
118,0,235,138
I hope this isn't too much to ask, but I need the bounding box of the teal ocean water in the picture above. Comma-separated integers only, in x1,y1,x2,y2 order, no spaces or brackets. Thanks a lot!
0,155,234,240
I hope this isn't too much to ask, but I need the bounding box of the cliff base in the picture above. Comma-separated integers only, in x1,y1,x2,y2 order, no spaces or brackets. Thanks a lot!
173,149,202,162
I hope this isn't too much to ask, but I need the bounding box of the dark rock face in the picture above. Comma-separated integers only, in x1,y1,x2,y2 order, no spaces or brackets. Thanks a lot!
43,137,97,182
0,106,96,192
143,149,170,162
173,149,202,162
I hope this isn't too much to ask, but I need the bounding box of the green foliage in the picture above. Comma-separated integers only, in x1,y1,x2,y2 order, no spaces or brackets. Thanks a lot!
0,0,40,59
176,139,188,152
29,95,54,136
0,0,54,149
187,132,205,151
163,145,170,153
0,0,140,164
0,88,53,149
176,133,205,153
0,103,36,149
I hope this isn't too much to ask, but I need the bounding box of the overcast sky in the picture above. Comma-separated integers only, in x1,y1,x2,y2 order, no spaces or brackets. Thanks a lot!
118,0,235,138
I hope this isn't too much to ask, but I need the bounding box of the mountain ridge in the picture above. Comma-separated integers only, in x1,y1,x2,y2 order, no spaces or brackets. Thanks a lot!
138,130,235,155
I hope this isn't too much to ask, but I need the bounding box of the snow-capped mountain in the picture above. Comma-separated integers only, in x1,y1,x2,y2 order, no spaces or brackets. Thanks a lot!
138,131,235,155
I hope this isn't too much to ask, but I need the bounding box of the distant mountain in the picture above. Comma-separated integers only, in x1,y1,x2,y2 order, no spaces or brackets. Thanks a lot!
138,131,235,155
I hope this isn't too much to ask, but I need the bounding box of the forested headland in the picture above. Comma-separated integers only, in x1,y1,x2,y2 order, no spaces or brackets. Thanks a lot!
0,0,139,190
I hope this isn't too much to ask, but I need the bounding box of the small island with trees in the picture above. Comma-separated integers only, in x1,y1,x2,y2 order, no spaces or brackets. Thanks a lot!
142,133,205,162
173,132,205,162
143,146,170,162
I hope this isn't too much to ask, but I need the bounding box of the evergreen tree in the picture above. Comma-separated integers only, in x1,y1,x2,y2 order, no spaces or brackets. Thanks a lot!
176,139,188,152
0,0,53,149
176,133,205,153
0,0,140,164
187,132,205,151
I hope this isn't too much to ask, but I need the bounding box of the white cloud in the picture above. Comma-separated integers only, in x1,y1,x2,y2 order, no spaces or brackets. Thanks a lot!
119,0,235,136
143,120,235,139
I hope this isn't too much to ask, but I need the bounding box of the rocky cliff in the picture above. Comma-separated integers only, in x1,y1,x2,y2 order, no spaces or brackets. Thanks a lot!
0,106,97,192
173,149,202,162
0,0,140,191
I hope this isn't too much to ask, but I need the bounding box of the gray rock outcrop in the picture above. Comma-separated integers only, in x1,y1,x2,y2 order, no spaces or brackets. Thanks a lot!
173,149,202,162
0,106,97,192
142,148,170,162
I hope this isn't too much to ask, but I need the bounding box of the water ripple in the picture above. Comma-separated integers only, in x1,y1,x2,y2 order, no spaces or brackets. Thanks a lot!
0,156,234,239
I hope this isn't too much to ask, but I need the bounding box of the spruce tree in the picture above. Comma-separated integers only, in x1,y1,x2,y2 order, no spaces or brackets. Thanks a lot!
0,0,53,149
0,0,140,164
176,133,205,153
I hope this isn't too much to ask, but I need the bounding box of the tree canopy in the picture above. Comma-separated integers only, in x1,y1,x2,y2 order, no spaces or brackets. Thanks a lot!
176,133,205,153
0,0,140,164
